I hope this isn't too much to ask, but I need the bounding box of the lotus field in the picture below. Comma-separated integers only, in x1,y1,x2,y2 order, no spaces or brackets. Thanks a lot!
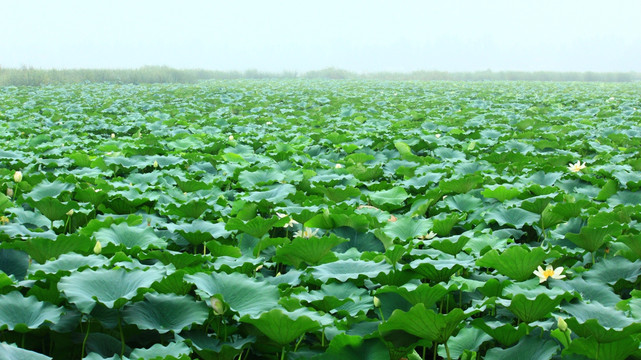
2,80,641,360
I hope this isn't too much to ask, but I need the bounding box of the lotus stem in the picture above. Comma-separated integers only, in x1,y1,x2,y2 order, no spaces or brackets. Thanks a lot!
82,318,91,358
444,341,452,360
118,313,125,357
280,347,286,360
294,335,304,352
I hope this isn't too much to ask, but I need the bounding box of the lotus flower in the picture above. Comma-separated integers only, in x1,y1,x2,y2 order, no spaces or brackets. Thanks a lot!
13,171,22,183
533,265,565,283
276,212,299,228
568,161,586,173
294,227,319,238
93,241,102,255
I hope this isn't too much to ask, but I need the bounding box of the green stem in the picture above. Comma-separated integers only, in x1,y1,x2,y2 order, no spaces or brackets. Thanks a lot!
294,335,304,352
444,341,452,360
82,318,91,358
592,251,596,265
21,333,25,348
118,313,125,357
321,328,325,348
281,347,286,360
422,346,426,360
378,308,385,322
433,343,437,360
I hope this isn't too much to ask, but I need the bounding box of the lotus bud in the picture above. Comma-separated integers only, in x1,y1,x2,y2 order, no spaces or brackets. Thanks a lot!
66,209,74,216
111,133,115,139
6,188,13,197
153,160,159,168
435,134,441,139
335,163,343,169
93,240,102,255
210,297,225,315
228,135,234,141
557,317,568,332
255,264,264,272
13,171,22,183
373,296,381,308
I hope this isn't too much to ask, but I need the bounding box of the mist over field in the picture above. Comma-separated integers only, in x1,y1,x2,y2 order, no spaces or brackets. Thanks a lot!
2,0,640,73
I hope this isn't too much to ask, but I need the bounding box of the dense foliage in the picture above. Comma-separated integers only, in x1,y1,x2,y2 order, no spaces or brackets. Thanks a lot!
0,80,641,360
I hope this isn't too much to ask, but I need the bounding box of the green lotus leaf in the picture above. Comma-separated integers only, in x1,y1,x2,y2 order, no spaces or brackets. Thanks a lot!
320,335,392,360
563,302,641,342
162,199,210,219
380,216,431,241
583,256,641,285
401,173,443,190
243,183,296,203
185,271,280,317
0,342,52,360
471,319,530,347
565,224,621,253
175,332,255,360
5,208,51,228
320,185,361,203
0,222,57,240
238,169,285,189
540,201,585,229
608,190,641,206
273,234,347,268
484,333,558,360
166,220,231,245
497,292,570,323
439,174,484,194
427,235,471,255
376,282,452,308
434,147,466,161
550,277,619,306
443,193,483,212
407,256,475,283
482,185,522,202
6,234,94,264
225,216,282,239
129,341,191,360
476,245,550,282
368,187,409,208
29,197,78,222
379,303,478,343
0,249,29,280
83,332,131,359
437,326,492,360
29,253,109,276
25,179,75,202
0,291,63,332
94,223,167,250
311,259,392,283
484,207,539,228
431,212,466,236
58,268,163,313
331,227,385,253
123,293,209,333
294,282,369,313
565,336,640,360
525,171,564,186
240,308,320,345
304,209,370,233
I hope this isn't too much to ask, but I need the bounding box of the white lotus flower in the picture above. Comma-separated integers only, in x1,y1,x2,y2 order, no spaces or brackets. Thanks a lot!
294,227,319,238
13,171,22,183
276,212,299,228
533,265,565,283
435,134,441,139
418,231,437,240
111,133,115,139
228,135,234,141
568,160,586,173
93,241,102,255
335,163,343,169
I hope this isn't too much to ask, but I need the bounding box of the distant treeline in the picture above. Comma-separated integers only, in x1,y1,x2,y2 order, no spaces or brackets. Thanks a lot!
1,66,640,86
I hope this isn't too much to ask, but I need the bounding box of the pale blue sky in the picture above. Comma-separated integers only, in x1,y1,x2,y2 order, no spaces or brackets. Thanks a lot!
1,0,640,72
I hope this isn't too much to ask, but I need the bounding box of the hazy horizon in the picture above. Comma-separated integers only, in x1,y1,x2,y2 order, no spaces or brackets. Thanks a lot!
2,1,640,73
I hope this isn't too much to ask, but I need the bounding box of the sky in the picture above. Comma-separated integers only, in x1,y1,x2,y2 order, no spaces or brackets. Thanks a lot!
1,0,640,73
